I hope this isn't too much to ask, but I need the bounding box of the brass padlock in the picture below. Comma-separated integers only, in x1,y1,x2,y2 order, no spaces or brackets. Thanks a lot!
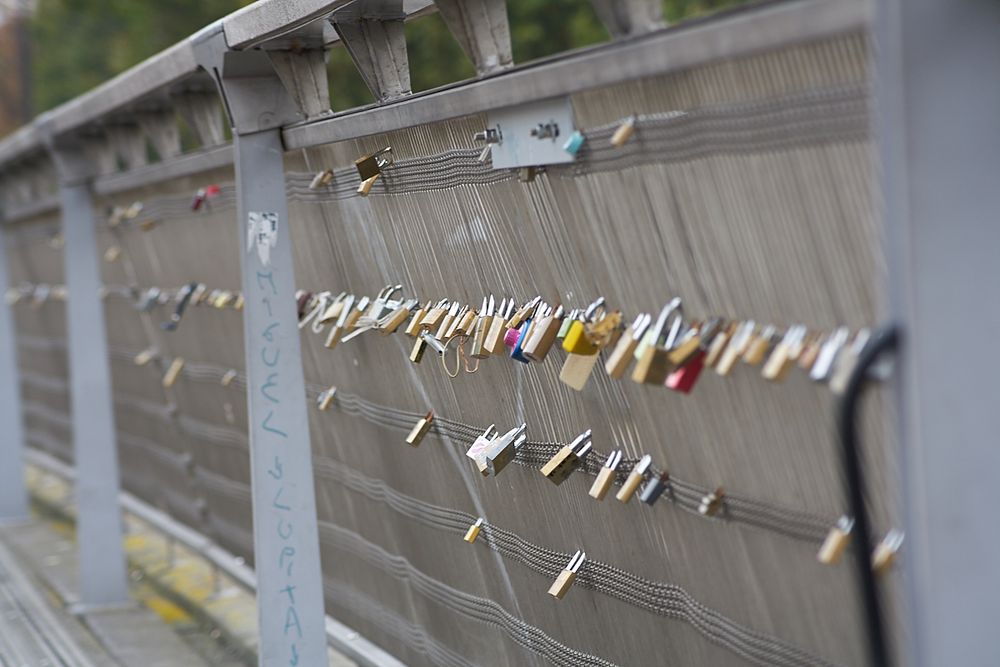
817,516,854,565
605,313,651,379
797,334,823,371
610,115,637,147
589,450,622,501
420,299,451,330
698,487,725,516
317,386,337,411
404,301,431,337
715,320,756,376
409,336,427,363
221,369,238,387
742,325,776,366
632,298,683,385
405,411,434,447
484,299,515,355
559,352,601,391
133,347,157,366
162,357,185,388
548,550,585,599
325,294,355,349
523,305,564,362
309,168,334,189
104,245,122,263
616,454,652,503
378,299,417,335
233,293,244,310
762,325,807,382
435,303,462,340
470,296,495,359
540,430,593,485
704,322,734,368
355,146,392,181
464,518,484,544
872,529,904,575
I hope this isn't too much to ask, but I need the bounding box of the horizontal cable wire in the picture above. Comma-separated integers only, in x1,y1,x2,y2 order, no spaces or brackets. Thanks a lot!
100,82,867,223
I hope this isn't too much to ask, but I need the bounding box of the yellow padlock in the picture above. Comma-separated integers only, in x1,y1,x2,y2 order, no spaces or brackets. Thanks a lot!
562,319,599,355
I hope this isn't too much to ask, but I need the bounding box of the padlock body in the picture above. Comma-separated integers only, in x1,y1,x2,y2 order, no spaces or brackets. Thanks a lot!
562,320,599,355
666,350,706,393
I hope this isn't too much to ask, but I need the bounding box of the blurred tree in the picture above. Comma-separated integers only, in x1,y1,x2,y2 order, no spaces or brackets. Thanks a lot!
31,0,749,115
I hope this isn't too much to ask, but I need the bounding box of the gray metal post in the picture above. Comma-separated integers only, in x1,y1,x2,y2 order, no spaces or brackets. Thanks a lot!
876,0,1000,665
58,167,129,606
0,224,29,521
193,28,327,667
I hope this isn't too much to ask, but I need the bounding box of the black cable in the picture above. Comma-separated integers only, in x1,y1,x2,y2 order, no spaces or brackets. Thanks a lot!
836,323,899,667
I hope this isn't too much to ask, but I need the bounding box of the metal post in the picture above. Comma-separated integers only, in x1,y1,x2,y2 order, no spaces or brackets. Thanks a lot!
0,224,29,521
58,170,129,607
875,0,1000,665
193,28,327,667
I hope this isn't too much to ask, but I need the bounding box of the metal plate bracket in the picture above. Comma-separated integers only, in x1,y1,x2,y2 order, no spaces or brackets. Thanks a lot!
486,96,577,169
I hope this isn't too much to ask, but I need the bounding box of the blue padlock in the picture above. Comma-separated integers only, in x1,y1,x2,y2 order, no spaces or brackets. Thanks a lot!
562,131,585,156
510,319,532,363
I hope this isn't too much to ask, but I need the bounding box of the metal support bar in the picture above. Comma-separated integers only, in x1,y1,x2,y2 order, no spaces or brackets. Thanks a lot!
194,27,326,667
136,109,182,160
433,0,512,75
49,144,129,607
174,91,227,148
266,49,332,119
105,124,148,170
876,0,1000,664
0,224,29,521
330,1,411,102
589,0,664,39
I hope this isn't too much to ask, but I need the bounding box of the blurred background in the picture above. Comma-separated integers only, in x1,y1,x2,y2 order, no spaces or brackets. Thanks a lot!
0,0,748,137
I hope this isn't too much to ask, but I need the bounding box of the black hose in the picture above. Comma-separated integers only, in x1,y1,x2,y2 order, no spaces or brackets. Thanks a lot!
836,323,899,667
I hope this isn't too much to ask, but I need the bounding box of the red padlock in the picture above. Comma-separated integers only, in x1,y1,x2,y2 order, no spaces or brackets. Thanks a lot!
666,349,706,393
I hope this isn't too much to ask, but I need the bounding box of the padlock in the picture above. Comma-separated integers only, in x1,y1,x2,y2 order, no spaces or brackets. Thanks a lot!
632,298,683,385
809,327,849,382
405,411,434,447
233,293,244,310
104,245,121,263
557,309,579,339
444,305,470,340
317,387,338,411
540,430,593,485
559,351,601,391
562,130,586,156
668,326,702,366
484,424,527,476
221,369,238,387
504,325,523,348
589,450,622,501
309,169,334,189
797,334,823,371
639,471,671,506
470,296,495,358
355,146,392,181
464,518,484,544
404,301,431,337
715,320,756,376
742,325,776,366
133,347,157,366
829,329,871,394
509,320,533,363
523,305,564,362
436,303,462,340
872,529,904,575
605,313,651,379
817,516,854,565
378,299,417,335
162,357,185,389
616,454,652,503
325,294,356,349
704,323,734,368
548,550,585,600
505,296,540,330
762,325,807,381
420,299,451,330
466,424,499,474
610,115,637,147
698,487,725,516
665,348,706,393
562,297,605,355
485,299,515,355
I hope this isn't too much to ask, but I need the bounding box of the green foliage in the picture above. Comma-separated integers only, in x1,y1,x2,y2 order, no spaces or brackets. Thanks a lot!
30,0,750,116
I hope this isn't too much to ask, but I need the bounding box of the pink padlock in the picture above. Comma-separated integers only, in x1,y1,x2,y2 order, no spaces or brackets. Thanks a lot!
666,349,706,393
504,327,521,348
